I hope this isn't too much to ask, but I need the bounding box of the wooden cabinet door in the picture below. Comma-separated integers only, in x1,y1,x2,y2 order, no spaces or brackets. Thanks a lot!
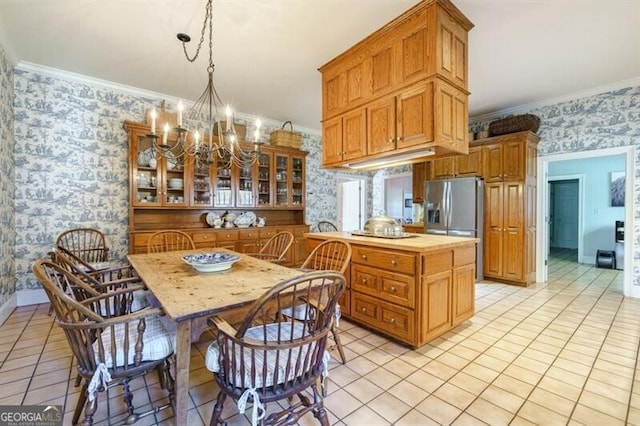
502,141,525,181
370,38,394,97
434,79,468,151
396,7,430,86
412,162,428,203
483,143,503,182
213,153,234,207
452,264,475,326
397,83,434,149
483,182,503,278
322,116,343,166
456,146,482,177
256,152,272,207
367,97,396,155
421,270,452,342
322,69,344,119
343,109,367,162
437,9,469,90
431,157,455,179
502,182,524,281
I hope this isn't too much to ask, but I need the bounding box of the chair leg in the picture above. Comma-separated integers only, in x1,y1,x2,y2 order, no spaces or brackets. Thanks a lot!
209,391,227,426
331,323,347,364
73,382,88,425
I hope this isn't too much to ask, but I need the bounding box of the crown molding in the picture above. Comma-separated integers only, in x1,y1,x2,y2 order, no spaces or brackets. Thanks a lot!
470,77,640,123
14,61,322,137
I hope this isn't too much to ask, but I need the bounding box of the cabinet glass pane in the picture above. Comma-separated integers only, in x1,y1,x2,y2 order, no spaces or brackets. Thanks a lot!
214,153,233,207
135,135,160,205
275,155,289,206
292,157,303,206
257,153,272,206
192,157,212,206
237,164,254,207
164,146,186,205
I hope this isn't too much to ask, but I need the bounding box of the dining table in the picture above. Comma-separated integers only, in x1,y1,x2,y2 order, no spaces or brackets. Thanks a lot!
127,248,304,425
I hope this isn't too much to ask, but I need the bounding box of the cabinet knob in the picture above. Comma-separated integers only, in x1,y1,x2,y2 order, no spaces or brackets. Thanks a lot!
388,138,394,144
391,259,397,266
390,286,396,292
389,317,396,324
396,137,401,142
361,254,367,260
362,278,368,284
361,307,367,313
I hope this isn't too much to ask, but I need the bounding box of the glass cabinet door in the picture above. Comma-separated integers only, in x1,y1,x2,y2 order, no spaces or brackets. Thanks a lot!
291,156,304,206
134,134,160,206
191,156,213,206
275,154,289,206
214,153,233,207
163,152,186,206
257,153,272,207
237,163,255,207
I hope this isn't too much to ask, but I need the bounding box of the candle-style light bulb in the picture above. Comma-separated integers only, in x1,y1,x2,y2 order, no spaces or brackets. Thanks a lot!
150,109,157,135
177,100,184,127
194,130,200,150
162,123,169,145
225,106,232,131
254,119,262,142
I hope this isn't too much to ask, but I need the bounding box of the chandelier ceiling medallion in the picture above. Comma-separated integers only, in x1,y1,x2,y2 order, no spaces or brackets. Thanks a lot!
148,0,263,168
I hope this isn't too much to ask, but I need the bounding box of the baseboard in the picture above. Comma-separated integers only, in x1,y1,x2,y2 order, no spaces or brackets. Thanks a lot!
16,288,49,306
0,293,17,326
583,256,596,266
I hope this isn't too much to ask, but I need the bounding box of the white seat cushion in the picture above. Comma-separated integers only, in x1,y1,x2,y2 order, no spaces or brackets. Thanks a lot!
94,315,173,368
206,322,321,388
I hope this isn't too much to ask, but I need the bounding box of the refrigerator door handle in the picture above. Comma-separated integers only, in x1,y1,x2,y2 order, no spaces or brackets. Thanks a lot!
427,229,447,235
448,230,475,238
445,181,452,228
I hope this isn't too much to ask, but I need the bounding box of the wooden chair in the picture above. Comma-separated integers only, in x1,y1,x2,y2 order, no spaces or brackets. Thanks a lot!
56,227,109,264
147,230,195,253
205,271,345,426
281,240,352,364
248,231,294,264
317,221,338,232
32,259,175,426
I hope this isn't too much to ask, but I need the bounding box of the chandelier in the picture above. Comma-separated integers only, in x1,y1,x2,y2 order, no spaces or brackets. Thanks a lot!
148,0,263,168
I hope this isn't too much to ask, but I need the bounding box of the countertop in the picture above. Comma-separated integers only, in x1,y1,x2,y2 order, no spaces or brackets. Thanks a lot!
304,231,478,253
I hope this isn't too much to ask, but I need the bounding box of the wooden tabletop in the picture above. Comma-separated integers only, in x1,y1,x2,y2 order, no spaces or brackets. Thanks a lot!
127,248,304,321
304,231,478,253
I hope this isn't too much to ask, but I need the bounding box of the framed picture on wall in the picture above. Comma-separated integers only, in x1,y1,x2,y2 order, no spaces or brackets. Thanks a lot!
610,171,625,207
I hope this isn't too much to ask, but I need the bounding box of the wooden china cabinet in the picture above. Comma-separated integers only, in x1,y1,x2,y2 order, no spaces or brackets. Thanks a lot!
124,117,310,266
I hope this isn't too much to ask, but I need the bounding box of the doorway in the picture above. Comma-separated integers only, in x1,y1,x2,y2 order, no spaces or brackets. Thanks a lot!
548,177,582,261
337,175,366,231
537,145,636,298
383,174,412,224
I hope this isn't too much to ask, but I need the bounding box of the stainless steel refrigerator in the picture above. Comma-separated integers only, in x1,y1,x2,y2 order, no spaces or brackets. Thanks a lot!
424,177,484,280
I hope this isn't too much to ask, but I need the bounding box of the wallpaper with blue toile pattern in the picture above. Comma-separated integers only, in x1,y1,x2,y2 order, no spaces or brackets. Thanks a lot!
1,35,639,304
0,43,16,307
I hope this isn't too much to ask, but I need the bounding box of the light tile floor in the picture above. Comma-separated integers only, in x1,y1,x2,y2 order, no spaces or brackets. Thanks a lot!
1,250,639,425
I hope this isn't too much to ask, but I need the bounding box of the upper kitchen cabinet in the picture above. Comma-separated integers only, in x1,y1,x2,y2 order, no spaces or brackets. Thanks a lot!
429,144,482,179
319,0,473,169
412,161,429,203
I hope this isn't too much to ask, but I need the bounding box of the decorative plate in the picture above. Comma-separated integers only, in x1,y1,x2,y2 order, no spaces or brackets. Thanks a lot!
137,148,155,167
182,252,241,273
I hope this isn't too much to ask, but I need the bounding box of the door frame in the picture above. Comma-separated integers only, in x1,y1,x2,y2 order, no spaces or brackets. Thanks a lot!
536,145,636,297
337,174,367,231
548,175,584,262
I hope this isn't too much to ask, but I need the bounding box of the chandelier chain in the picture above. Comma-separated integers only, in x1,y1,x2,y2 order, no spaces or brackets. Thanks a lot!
181,0,213,64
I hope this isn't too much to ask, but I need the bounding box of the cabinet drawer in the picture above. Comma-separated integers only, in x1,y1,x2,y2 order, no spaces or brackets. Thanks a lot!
338,289,351,317
352,246,415,274
351,292,414,343
238,229,260,240
191,232,217,243
454,245,476,267
260,229,277,239
351,264,415,308
424,250,452,275
217,231,239,242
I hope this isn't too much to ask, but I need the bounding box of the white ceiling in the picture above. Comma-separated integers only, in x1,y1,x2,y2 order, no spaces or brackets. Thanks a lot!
1,0,639,131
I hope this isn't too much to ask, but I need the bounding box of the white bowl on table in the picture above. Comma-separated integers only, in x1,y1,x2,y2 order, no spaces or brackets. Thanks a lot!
182,252,241,273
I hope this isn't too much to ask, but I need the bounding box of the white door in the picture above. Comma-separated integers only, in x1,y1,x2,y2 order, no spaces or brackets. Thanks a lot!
338,178,365,231
552,180,579,249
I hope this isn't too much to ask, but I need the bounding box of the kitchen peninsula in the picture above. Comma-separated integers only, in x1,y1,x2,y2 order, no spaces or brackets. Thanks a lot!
305,232,478,348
